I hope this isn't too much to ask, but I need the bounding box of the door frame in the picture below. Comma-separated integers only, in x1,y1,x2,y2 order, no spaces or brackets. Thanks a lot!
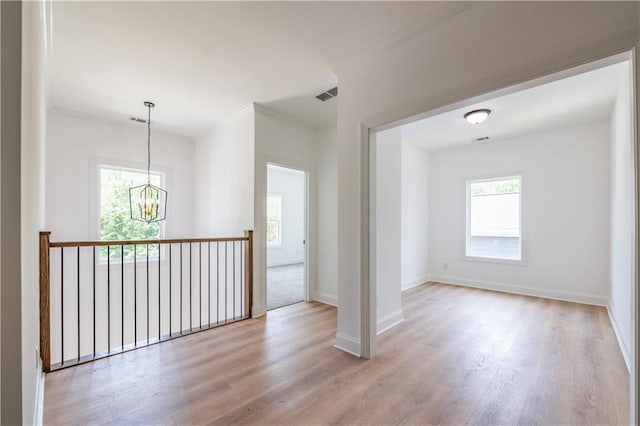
361,49,639,421
265,159,313,307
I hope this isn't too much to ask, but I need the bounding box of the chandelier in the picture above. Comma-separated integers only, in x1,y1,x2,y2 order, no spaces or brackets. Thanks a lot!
129,101,167,223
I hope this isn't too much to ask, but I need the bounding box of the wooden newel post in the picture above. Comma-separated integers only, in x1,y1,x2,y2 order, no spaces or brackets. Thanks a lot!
244,230,253,318
39,231,51,372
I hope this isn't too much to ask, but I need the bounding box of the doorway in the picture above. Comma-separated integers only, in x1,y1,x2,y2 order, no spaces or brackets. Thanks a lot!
365,51,636,422
266,164,308,310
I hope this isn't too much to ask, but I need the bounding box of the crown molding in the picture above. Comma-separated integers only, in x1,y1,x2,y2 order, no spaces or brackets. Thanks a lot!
47,105,194,142
333,2,474,77
253,103,338,133
314,120,338,133
223,103,255,125
253,103,316,131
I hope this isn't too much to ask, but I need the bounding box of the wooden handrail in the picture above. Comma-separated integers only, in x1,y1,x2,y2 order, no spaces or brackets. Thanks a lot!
49,236,248,248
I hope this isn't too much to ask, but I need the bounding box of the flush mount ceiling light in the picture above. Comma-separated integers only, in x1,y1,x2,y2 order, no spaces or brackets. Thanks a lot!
464,109,491,125
129,101,167,223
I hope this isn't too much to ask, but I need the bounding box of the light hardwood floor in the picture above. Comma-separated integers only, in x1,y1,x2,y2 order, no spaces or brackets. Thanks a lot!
44,282,629,425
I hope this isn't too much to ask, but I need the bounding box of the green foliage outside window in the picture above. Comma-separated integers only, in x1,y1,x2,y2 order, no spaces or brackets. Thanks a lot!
266,195,281,246
100,167,163,260
471,178,520,196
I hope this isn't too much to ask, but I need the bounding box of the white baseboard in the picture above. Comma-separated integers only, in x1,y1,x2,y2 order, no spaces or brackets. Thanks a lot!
607,305,631,373
252,304,266,318
335,332,361,357
34,369,45,426
402,276,430,291
313,291,337,307
377,308,404,335
266,260,304,268
429,275,608,306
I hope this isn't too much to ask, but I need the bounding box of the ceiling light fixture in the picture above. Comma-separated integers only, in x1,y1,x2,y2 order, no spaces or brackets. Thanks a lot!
464,109,491,124
129,101,167,223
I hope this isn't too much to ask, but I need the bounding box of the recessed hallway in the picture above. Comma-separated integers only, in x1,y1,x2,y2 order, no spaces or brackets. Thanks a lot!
44,282,629,425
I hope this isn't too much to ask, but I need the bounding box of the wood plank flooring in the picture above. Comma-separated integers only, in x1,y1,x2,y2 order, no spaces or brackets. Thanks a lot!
44,282,629,425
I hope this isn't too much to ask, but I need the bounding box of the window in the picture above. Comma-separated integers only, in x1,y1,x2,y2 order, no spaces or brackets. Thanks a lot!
99,165,164,260
466,175,522,261
266,194,282,247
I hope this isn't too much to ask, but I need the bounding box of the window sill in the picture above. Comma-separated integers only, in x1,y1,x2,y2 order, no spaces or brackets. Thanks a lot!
462,255,527,266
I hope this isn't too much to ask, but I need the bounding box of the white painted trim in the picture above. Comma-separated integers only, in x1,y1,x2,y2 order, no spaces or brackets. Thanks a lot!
608,305,632,373
314,120,337,133
377,308,404,335
335,332,361,357
254,103,317,132
252,304,266,318
313,291,337,307
48,106,194,141
630,44,639,426
224,103,254,125
430,275,608,307
362,126,376,359
33,370,45,426
402,276,430,291
334,2,473,76
254,103,337,132
266,260,304,268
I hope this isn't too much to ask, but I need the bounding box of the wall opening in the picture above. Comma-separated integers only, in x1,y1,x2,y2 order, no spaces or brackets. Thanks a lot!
367,51,636,421
266,163,308,310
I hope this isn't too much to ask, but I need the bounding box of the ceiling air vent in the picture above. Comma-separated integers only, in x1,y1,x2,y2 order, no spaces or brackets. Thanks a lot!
315,87,338,102
130,117,147,124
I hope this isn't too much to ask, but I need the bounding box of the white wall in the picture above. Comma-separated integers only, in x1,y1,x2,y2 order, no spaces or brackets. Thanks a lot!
266,166,305,267
401,139,429,290
47,108,196,241
609,61,635,370
334,1,639,357
314,125,338,306
254,106,317,316
373,127,403,334
21,1,47,424
194,107,255,237
428,122,610,304
194,106,337,314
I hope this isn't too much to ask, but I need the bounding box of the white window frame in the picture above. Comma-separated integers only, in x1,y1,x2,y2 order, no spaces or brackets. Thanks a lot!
266,193,282,248
98,163,166,263
464,174,526,265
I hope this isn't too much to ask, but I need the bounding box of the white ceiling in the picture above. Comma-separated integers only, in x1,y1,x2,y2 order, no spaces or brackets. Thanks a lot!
50,1,444,137
401,61,626,152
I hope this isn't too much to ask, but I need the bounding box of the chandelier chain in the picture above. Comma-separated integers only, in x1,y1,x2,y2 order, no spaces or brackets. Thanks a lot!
147,103,151,183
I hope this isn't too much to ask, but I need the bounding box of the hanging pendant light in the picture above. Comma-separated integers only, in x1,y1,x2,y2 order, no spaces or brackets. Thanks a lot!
129,101,167,223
